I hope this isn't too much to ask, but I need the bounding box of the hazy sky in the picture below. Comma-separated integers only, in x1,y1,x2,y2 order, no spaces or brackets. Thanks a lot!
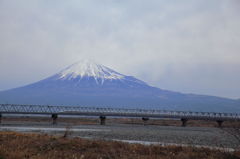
0,0,240,99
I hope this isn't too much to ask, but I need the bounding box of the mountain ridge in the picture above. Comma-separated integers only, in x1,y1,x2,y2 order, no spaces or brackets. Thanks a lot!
0,60,239,113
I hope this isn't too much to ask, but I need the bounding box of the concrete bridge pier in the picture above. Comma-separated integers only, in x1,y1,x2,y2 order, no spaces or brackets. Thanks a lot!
216,120,223,127
99,116,106,125
51,114,58,125
181,118,188,127
142,117,149,126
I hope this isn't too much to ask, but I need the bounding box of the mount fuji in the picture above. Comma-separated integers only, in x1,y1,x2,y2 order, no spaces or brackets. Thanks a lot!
0,60,239,113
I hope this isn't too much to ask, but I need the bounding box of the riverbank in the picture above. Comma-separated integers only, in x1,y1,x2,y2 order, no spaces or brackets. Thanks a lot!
1,122,239,149
0,132,239,159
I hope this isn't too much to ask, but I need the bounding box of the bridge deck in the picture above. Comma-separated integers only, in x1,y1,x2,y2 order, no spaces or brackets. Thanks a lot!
0,104,239,121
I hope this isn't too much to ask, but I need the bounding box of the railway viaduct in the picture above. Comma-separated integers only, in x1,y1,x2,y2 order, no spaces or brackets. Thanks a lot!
0,104,239,127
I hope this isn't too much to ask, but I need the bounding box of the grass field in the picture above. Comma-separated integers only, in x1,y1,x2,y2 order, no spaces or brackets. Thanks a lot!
0,131,239,159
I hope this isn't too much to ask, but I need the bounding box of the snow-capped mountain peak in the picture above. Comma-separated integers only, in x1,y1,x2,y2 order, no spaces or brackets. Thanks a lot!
1,60,239,113
57,60,125,82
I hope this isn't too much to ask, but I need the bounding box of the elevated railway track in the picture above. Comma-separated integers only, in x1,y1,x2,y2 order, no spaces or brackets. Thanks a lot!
1,104,239,127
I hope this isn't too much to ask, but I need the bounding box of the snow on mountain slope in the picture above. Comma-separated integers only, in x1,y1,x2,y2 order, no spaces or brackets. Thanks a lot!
59,60,124,80
55,60,147,86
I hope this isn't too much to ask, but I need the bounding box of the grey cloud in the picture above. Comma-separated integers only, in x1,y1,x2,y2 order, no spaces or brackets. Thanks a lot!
0,0,239,98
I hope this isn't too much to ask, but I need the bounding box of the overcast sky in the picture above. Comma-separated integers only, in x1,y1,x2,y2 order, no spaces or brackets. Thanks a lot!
0,0,240,99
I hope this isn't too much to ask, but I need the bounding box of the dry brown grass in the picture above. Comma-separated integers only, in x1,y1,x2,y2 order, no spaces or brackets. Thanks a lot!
0,132,239,159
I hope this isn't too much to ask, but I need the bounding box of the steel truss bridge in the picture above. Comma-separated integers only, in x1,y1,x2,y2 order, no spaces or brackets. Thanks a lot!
0,104,240,126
